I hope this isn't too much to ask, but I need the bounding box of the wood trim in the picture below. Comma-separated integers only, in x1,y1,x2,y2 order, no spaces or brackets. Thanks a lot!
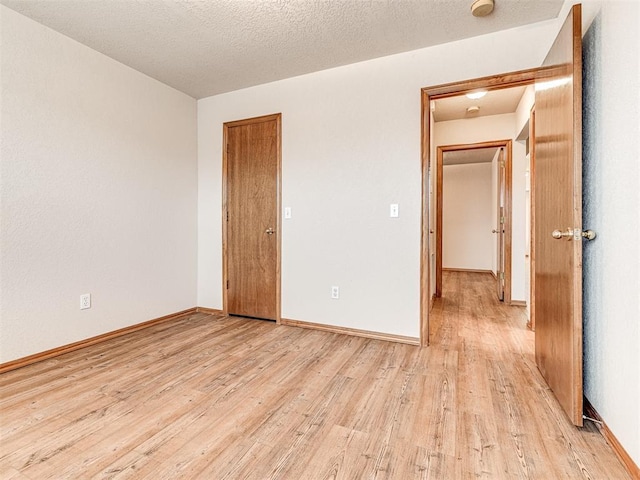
436,147,443,298
510,300,527,307
420,89,430,346
528,106,536,331
195,307,224,315
0,308,198,375
491,270,497,279
584,398,640,479
281,318,420,346
442,268,494,274
424,67,539,99
222,113,282,323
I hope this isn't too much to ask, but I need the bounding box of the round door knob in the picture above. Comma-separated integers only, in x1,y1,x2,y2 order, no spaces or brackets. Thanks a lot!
552,228,573,240
492,229,498,233
265,227,275,235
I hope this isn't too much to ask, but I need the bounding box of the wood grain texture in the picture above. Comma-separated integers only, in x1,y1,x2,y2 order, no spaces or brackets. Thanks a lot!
0,273,630,479
223,113,281,322
0,308,197,375
281,318,420,346
534,4,583,426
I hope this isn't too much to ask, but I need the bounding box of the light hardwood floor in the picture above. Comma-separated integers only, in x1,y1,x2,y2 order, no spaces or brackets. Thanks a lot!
0,272,630,479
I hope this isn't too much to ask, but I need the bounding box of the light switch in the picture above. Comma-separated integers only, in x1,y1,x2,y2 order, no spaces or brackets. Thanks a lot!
284,207,292,219
390,204,399,218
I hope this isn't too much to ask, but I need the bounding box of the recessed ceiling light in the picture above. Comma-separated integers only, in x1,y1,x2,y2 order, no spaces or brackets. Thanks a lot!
466,91,488,100
467,106,481,114
471,0,495,17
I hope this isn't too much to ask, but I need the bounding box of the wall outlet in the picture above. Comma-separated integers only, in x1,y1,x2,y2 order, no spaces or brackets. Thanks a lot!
331,286,339,299
284,207,292,219
80,293,91,310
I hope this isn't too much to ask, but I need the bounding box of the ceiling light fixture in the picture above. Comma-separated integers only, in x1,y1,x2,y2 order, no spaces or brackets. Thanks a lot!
467,106,481,114
471,0,495,17
466,91,488,100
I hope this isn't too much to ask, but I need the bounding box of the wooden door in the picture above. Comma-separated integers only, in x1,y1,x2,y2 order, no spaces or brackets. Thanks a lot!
534,5,583,426
496,147,506,301
224,114,281,321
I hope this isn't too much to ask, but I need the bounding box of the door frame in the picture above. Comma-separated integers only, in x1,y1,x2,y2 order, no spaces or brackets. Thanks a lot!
421,67,544,346
222,113,282,323
435,140,513,304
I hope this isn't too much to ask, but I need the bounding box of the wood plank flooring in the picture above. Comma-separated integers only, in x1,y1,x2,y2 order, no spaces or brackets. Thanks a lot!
0,272,630,479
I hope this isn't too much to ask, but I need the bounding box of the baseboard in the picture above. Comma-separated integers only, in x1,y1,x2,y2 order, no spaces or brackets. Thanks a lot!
281,318,420,346
0,307,198,375
443,268,494,275
196,306,224,315
510,300,527,307
584,397,640,479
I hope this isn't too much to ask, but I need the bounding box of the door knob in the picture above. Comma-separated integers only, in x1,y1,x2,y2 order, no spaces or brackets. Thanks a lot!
552,228,573,240
492,229,498,233
581,230,596,240
265,227,275,235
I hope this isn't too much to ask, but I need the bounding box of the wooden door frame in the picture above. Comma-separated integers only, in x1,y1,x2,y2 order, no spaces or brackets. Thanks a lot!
222,113,282,323
435,140,513,304
421,67,544,346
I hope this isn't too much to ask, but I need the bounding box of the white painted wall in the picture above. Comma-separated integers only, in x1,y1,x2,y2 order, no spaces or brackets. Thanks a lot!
198,21,561,338
442,163,493,271
0,7,198,363
582,0,640,467
434,114,527,302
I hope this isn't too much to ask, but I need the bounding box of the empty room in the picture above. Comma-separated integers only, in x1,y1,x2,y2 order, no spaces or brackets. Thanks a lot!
1,0,638,478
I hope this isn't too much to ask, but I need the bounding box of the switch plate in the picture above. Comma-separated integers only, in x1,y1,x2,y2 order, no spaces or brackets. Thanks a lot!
390,204,399,217
284,207,292,219
331,286,339,299
80,293,91,310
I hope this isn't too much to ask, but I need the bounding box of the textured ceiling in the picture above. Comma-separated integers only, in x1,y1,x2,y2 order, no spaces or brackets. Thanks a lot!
1,0,564,99
433,85,527,122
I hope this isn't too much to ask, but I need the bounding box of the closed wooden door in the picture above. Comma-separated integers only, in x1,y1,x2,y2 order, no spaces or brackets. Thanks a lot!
496,147,506,301
534,5,583,426
223,114,281,321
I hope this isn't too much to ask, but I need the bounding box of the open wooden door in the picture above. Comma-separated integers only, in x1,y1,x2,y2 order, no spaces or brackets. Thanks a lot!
534,4,583,426
496,147,506,302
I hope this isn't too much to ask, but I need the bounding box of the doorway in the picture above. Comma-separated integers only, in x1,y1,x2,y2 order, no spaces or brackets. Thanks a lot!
222,113,282,322
435,140,513,305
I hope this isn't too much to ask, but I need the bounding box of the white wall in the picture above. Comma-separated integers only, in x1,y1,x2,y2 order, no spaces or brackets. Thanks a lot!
198,21,561,338
0,7,198,363
442,163,493,271
434,114,527,302
582,0,640,467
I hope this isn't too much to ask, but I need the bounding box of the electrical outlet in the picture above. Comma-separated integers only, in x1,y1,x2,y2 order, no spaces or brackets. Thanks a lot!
80,293,91,310
331,286,339,299
284,207,292,219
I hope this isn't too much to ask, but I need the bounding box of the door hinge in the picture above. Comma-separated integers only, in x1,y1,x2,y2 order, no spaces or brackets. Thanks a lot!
500,216,505,224
226,280,229,289
226,211,229,222
500,272,505,279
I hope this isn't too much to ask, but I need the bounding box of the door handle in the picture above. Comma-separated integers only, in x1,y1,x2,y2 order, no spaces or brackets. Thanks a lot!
492,229,498,233
265,227,275,235
552,228,573,240
552,228,597,240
